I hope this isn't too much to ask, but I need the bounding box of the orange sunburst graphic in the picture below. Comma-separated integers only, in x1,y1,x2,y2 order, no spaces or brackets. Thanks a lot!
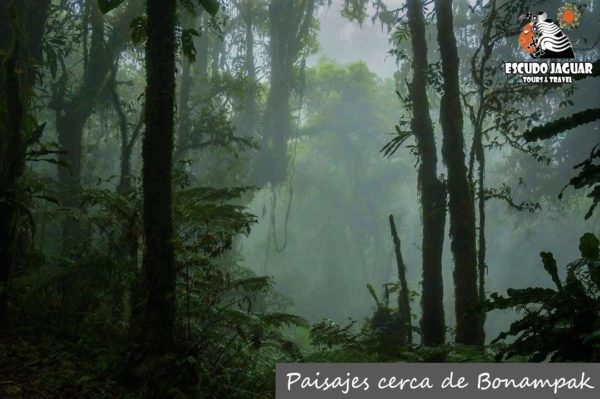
562,9,575,24
558,3,580,30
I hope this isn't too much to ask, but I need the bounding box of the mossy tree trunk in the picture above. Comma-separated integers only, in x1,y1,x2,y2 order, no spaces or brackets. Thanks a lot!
238,0,258,138
389,215,412,346
174,12,208,161
434,0,482,346
0,0,50,331
137,0,177,356
407,0,447,346
53,0,140,252
253,0,316,186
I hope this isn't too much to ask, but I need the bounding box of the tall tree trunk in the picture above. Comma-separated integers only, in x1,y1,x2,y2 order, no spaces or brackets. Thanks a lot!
176,10,197,158
0,0,50,331
476,148,486,339
0,3,25,331
389,215,412,346
407,0,447,346
54,0,140,251
468,0,498,342
253,0,315,186
238,0,258,137
256,0,293,185
177,60,193,153
109,65,141,264
434,0,482,346
138,0,176,356
174,13,208,161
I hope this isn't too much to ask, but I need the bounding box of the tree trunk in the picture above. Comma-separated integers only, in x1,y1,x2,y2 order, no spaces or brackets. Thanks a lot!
256,0,293,185
468,1,497,343
0,0,50,331
174,13,208,161
389,215,412,346
109,66,141,270
54,0,141,251
434,0,482,346
253,0,315,186
138,0,177,356
407,0,447,346
238,0,258,137
177,60,193,154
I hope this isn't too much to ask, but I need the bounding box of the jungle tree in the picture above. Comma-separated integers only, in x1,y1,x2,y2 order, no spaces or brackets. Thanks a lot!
51,0,140,251
406,0,447,346
137,0,178,357
136,0,221,358
460,0,547,336
435,0,482,345
233,0,263,139
0,0,51,330
253,0,318,186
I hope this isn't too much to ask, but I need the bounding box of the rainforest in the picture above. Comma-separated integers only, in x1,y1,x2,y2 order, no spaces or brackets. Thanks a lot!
0,0,598,398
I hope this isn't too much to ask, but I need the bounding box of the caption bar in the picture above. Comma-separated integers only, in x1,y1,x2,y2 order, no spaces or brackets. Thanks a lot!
276,363,600,398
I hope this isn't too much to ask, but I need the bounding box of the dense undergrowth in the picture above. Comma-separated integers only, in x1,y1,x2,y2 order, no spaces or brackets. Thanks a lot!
1,179,597,398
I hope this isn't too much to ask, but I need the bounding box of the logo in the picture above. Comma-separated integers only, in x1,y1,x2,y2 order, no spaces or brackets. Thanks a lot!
518,8,577,59
504,3,593,83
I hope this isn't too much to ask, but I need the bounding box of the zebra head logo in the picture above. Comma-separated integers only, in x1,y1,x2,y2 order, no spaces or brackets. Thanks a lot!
518,6,579,59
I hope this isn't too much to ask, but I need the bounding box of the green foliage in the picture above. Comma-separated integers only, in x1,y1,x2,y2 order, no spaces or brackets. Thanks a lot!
523,108,600,142
100,0,220,17
121,167,300,397
304,317,496,363
309,319,361,351
340,0,399,27
483,180,541,213
559,144,600,219
485,233,600,362
580,232,600,260
380,122,411,158
6,164,295,397
98,0,126,14
0,336,135,398
306,283,417,362
180,28,199,62
130,16,147,45
341,0,368,24
199,0,220,17
43,5,79,79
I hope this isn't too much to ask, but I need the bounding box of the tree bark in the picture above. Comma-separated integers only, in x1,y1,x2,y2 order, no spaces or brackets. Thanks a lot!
138,0,177,356
238,0,258,138
0,0,50,331
389,215,412,346
253,0,315,186
54,0,141,251
174,13,208,161
407,0,447,346
110,69,142,197
434,0,482,346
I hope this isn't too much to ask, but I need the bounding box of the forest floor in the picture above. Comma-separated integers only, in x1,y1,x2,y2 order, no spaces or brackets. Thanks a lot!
0,334,127,399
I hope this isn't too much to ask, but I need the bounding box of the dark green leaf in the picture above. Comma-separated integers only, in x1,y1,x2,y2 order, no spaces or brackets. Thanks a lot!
26,123,46,147
33,195,60,206
579,233,599,260
181,28,199,62
540,251,562,290
366,283,380,306
98,0,125,14
130,16,147,45
199,0,219,16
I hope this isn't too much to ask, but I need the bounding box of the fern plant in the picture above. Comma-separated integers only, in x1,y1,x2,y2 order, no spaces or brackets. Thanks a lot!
485,232,600,362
